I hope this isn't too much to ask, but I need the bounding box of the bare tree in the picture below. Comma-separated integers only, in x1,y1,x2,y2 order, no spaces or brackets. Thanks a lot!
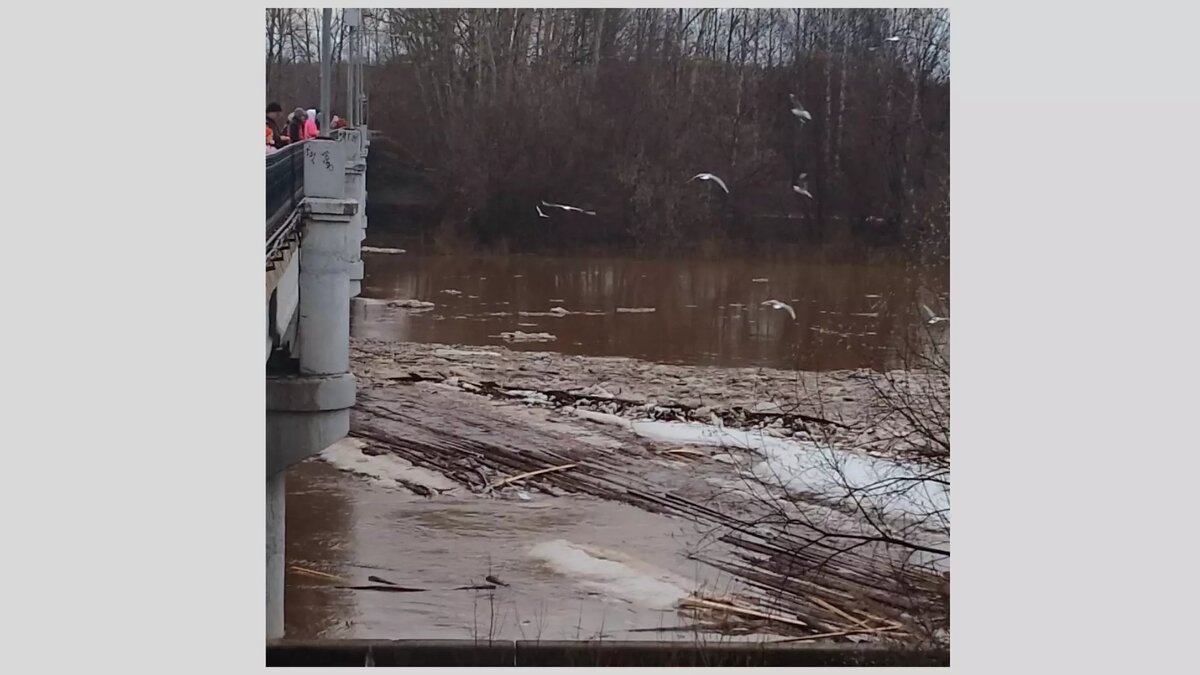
266,8,949,258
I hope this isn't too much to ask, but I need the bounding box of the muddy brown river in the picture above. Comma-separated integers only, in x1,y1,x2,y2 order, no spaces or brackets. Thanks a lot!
354,253,948,371
284,253,949,641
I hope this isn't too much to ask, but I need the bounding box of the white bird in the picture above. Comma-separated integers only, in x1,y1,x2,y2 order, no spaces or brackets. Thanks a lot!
541,200,596,216
788,94,813,123
792,174,813,199
688,173,730,194
869,36,904,51
536,205,549,218
761,299,797,320
920,303,949,325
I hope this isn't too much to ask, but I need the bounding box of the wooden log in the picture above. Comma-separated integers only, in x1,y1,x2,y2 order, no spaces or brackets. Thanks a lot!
289,566,344,583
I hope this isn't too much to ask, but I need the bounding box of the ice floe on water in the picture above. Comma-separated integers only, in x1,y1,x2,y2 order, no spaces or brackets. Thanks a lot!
319,439,458,492
440,289,462,296
570,411,948,520
615,307,656,313
356,298,436,312
496,331,557,342
529,539,691,610
433,348,502,358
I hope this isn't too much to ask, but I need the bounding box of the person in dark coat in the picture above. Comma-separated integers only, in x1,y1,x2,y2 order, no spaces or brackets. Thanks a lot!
287,108,307,144
265,102,290,148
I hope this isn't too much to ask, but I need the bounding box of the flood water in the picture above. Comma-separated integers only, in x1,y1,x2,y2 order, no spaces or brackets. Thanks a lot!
356,253,948,371
285,460,750,641
285,252,949,640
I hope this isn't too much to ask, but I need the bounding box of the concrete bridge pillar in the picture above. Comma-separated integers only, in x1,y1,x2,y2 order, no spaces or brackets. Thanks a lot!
341,130,367,298
266,138,359,639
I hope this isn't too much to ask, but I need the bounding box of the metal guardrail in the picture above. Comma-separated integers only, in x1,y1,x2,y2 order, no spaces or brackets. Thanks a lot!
266,639,949,667
266,140,308,243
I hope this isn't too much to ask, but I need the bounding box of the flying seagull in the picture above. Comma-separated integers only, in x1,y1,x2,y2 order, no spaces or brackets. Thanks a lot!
536,205,549,218
788,94,813,123
761,299,797,320
869,36,904,51
541,200,596,216
688,173,730,194
792,174,813,199
920,303,949,325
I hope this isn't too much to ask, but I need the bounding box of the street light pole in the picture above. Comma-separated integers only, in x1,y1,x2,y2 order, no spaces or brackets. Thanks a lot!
320,8,332,136
345,24,355,127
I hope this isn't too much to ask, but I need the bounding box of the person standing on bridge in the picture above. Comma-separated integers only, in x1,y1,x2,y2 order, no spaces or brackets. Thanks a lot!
304,108,319,139
288,108,307,144
265,102,290,148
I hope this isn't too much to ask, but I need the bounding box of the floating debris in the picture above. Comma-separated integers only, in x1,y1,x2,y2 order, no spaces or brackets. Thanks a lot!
495,331,557,342
387,299,435,310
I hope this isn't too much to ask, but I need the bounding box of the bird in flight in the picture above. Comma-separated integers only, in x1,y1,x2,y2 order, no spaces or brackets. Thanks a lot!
688,173,730,194
869,35,905,51
920,303,949,325
788,94,813,123
536,205,549,218
792,174,813,199
761,299,797,320
541,200,596,216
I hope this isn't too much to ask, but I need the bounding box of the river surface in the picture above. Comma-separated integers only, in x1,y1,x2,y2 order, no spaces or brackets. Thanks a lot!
285,460,759,641
355,253,948,371
284,253,949,640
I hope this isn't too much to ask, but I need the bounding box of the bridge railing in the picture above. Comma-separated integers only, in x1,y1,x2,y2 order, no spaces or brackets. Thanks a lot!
265,130,353,239
266,140,309,242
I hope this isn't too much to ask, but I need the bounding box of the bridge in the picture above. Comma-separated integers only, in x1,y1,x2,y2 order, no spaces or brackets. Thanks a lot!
265,126,370,640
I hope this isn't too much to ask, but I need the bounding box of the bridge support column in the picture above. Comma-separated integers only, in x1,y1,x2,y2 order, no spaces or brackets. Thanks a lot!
341,130,367,298
344,162,366,298
265,186,359,638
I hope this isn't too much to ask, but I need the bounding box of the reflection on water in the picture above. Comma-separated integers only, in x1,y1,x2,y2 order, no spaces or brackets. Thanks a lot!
357,254,948,370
